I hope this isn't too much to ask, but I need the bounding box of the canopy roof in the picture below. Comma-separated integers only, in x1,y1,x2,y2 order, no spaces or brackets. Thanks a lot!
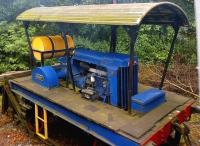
17,2,189,26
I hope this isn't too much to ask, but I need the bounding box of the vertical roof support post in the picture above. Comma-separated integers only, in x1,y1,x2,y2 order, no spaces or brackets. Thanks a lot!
60,25,76,91
109,0,117,53
110,26,117,53
126,26,139,114
159,24,180,90
23,21,35,69
194,0,200,100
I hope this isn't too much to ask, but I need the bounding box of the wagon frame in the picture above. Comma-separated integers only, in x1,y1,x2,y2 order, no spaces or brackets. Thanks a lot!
2,2,199,146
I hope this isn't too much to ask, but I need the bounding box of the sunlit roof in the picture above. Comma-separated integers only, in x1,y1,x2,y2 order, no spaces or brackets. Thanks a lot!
17,2,189,26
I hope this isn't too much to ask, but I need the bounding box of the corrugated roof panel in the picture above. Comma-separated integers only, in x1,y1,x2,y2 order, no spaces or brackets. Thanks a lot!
17,2,189,26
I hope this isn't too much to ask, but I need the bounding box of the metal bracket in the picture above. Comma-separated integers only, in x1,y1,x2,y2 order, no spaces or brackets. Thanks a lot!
172,122,192,146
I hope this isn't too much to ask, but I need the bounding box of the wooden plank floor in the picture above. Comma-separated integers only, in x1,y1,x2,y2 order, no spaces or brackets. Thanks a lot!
10,76,190,140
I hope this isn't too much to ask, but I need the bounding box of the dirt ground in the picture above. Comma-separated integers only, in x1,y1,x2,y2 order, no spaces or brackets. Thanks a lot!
0,95,47,146
0,95,200,146
186,113,200,146
0,113,47,146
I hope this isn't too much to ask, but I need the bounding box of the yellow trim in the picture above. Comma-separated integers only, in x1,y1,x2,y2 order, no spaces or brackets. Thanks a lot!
35,104,48,140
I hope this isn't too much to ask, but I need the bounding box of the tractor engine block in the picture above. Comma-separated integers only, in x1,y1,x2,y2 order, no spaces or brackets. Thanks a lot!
32,48,138,109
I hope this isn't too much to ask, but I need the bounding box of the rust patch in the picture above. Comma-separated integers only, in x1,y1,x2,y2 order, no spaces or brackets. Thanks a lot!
84,105,98,112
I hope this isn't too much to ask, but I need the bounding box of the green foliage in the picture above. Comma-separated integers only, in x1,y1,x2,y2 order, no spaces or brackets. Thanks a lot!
175,26,197,64
0,21,35,73
136,26,172,63
139,25,195,64
74,35,110,52
0,0,197,73
100,25,196,64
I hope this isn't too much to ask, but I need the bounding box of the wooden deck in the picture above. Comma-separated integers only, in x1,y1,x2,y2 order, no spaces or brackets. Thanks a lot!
10,76,190,141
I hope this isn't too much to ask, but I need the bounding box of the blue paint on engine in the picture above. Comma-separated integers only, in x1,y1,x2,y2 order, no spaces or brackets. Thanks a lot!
73,48,130,67
32,48,138,109
132,88,166,113
72,48,138,107
32,66,59,89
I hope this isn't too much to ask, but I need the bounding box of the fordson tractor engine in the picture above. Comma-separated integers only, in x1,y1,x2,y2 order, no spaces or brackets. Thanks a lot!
69,48,138,108
31,35,164,112
31,35,138,109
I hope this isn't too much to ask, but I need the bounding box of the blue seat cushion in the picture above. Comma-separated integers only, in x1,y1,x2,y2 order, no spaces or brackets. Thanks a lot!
132,88,165,105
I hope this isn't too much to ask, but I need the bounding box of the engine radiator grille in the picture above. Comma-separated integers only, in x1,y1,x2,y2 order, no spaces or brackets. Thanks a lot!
118,64,138,109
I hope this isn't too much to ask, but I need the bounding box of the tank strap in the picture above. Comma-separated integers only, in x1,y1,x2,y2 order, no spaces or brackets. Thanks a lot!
46,36,55,58
61,35,69,56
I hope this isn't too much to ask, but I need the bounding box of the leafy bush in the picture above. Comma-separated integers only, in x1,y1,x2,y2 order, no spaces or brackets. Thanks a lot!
0,21,35,73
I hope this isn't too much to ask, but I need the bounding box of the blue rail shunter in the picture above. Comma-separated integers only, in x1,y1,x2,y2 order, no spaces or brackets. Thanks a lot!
5,2,197,146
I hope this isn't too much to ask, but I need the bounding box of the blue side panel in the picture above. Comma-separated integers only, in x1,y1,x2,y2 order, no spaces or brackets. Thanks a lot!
10,82,139,146
108,70,118,106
